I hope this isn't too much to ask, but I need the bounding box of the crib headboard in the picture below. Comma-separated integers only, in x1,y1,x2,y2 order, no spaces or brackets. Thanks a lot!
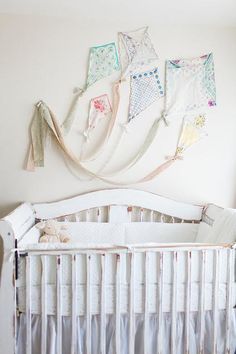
33,189,204,223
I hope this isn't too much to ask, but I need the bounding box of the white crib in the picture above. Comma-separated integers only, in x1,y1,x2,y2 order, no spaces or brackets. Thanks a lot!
0,189,235,354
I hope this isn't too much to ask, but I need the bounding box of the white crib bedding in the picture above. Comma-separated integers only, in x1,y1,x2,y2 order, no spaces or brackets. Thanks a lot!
19,221,199,248
17,311,236,354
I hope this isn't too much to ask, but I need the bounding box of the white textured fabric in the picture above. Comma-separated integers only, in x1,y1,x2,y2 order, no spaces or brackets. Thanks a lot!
194,221,211,243
206,208,236,244
124,222,199,243
17,311,236,354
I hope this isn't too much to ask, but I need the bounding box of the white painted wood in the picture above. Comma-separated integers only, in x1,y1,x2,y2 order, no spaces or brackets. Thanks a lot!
71,254,77,354
157,252,163,354
129,252,135,354
115,254,121,354
171,252,178,354
225,248,234,354
100,254,106,354
41,256,47,354
0,220,17,354
212,250,220,354
185,251,191,354
33,189,203,221
144,252,150,354
3,203,35,240
86,254,91,354
199,250,206,354
56,255,62,354
26,256,32,354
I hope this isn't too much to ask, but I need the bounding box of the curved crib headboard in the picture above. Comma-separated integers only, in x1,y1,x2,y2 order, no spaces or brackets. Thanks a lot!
33,189,204,223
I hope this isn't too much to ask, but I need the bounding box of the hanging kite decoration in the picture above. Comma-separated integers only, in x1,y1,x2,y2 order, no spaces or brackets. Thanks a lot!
176,114,207,156
25,28,217,184
164,53,216,122
128,67,164,122
62,42,120,135
118,26,159,78
83,94,112,140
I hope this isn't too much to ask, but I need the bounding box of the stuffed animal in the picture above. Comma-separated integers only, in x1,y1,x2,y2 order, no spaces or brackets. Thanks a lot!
36,219,70,243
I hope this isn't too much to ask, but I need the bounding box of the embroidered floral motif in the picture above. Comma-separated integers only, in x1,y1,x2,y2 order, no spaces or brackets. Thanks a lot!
86,42,120,88
84,94,112,138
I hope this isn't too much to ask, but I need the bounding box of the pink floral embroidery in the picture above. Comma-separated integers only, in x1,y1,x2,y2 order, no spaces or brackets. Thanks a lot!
208,100,216,107
94,99,105,112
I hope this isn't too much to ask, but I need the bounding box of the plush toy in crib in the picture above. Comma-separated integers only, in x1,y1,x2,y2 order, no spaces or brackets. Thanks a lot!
36,219,70,243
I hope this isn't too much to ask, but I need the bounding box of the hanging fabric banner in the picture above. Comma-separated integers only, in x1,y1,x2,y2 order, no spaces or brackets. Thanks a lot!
164,53,216,121
83,94,112,140
26,101,181,184
128,67,164,122
118,26,159,78
62,42,120,135
176,113,207,156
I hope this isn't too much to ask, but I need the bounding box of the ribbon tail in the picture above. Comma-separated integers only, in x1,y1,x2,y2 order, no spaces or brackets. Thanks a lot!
140,157,179,183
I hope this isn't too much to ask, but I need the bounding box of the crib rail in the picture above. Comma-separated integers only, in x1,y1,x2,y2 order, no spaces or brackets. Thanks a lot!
16,244,236,354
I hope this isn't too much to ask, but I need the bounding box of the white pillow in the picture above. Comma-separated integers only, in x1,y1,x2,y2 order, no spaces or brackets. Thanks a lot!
124,222,199,244
194,222,211,243
19,222,126,248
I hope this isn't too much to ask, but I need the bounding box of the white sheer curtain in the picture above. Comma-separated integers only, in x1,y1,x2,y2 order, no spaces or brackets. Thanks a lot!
17,310,236,354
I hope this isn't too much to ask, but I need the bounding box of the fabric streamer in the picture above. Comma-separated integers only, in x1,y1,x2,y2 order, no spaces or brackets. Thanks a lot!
128,67,164,122
26,101,181,184
118,26,159,78
61,42,120,135
164,53,216,121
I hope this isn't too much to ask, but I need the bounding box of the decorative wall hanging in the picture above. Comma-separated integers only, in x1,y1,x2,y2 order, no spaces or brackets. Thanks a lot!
26,101,183,184
164,53,216,121
25,27,216,184
176,114,207,156
62,42,120,135
128,67,164,122
118,26,159,78
83,94,112,140
86,42,120,88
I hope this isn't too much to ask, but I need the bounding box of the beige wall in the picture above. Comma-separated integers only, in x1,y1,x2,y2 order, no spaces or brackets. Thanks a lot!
0,14,236,217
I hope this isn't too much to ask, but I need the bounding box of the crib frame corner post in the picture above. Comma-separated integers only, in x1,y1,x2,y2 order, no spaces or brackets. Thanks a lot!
0,220,17,354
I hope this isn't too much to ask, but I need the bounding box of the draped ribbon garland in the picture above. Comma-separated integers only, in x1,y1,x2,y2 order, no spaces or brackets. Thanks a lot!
26,101,182,184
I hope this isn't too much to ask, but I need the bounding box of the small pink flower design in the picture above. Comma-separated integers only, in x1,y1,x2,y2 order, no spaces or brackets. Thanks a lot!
94,99,105,112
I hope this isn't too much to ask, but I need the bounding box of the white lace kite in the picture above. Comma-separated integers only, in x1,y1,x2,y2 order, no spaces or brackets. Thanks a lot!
118,26,159,78
164,53,216,122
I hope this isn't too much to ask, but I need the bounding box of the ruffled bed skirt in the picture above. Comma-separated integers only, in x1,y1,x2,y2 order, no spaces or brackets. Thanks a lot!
17,310,236,354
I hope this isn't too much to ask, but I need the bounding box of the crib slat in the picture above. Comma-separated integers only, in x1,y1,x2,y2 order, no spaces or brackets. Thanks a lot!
150,210,154,222
225,249,234,354
144,252,150,354
212,250,220,354
129,253,135,354
171,252,178,354
41,256,47,354
86,255,91,354
57,255,62,354
185,251,191,354
26,256,32,354
157,252,163,354
199,250,206,354
100,254,106,354
71,254,77,354
115,254,121,354
97,207,102,222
